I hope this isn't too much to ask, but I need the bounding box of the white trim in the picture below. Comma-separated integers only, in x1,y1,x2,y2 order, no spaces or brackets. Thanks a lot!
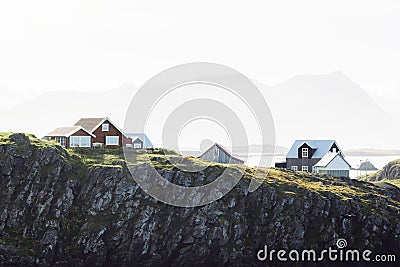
102,123,109,132
89,117,128,137
86,117,130,139
132,137,144,143
72,126,96,138
302,148,308,158
70,136,91,148
55,136,66,147
213,147,219,157
302,166,309,172
133,143,142,149
106,136,119,146
291,166,298,171
44,126,96,138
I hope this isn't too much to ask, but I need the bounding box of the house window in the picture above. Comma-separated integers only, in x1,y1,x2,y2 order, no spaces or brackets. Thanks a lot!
332,147,337,153
70,136,91,147
291,166,298,171
134,143,142,149
302,166,309,172
302,148,308,158
312,166,317,173
102,123,109,132
213,148,219,157
106,136,119,146
55,137,66,147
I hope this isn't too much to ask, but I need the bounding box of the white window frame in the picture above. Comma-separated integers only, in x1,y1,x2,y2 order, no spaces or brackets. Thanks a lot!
133,143,142,149
312,166,317,173
106,136,119,146
55,137,66,147
69,136,91,148
302,148,308,158
302,166,309,172
291,166,298,171
102,123,109,132
213,148,219,157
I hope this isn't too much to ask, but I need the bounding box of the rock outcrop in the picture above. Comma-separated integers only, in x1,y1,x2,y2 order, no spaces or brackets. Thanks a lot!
0,133,399,266
367,159,400,182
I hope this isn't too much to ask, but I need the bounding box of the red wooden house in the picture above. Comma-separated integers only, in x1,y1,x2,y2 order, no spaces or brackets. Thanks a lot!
44,117,132,148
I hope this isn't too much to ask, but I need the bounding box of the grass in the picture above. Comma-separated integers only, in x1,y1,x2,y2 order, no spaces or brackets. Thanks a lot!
2,132,400,216
69,147,181,168
0,132,65,150
363,159,400,181
69,147,126,166
377,178,400,188
50,139,400,213
2,133,400,258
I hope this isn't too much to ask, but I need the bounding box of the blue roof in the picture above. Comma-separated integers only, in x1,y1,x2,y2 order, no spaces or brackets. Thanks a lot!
125,133,154,148
286,140,339,159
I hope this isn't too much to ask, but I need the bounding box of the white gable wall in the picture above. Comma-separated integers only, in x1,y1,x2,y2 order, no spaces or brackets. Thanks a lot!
324,155,350,170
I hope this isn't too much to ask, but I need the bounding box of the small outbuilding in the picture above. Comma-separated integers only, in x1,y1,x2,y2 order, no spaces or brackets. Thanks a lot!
131,137,144,149
198,143,244,165
314,152,351,178
125,133,154,149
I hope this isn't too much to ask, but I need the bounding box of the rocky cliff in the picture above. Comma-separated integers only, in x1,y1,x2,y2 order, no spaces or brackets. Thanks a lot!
366,159,400,182
0,133,399,266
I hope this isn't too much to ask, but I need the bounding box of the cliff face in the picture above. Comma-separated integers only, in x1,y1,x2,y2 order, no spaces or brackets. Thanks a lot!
0,133,400,266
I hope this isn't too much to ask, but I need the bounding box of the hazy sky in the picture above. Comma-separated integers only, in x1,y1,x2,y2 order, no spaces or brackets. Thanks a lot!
0,0,400,101
1,0,400,153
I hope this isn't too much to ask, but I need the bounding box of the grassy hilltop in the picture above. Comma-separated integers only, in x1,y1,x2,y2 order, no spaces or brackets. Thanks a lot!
0,132,399,266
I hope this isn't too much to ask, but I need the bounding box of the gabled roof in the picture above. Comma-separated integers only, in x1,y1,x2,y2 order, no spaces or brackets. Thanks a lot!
198,143,244,164
125,133,153,148
74,117,129,138
315,152,351,168
44,126,96,138
131,136,143,143
286,140,340,159
74,117,108,132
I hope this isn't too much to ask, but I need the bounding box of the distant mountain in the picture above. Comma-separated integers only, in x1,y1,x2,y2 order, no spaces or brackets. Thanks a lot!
259,72,399,150
373,88,400,121
1,72,399,150
344,148,400,157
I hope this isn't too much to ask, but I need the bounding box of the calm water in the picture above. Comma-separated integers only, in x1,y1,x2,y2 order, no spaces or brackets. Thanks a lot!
346,155,400,179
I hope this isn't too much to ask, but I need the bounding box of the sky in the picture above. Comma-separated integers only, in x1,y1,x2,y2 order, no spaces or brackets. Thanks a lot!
0,0,400,150
0,1,399,96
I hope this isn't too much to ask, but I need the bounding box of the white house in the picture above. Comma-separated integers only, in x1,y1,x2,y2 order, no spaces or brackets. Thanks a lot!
314,152,351,177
